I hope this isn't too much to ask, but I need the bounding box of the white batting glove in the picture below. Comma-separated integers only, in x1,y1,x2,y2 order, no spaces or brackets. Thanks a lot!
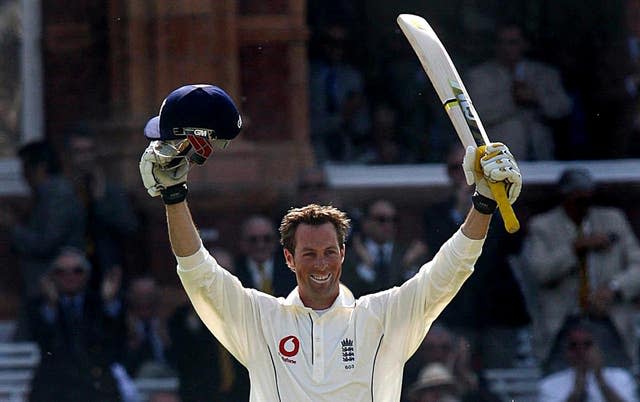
462,143,522,205
139,141,190,204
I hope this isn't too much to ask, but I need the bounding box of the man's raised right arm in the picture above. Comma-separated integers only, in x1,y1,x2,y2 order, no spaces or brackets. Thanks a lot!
166,202,201,257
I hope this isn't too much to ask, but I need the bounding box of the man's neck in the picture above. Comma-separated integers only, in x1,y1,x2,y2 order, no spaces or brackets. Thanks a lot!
300,292,338,311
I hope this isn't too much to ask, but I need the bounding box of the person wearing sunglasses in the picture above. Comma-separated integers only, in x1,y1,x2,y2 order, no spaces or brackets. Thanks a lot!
25,247,127,402
234,214,296,298
342,198,428,297
539,318,638,402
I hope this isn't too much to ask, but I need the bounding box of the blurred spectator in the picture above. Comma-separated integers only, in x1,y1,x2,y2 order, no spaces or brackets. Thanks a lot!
0,0,21,157
376,29,454,162
148,391,181,402
421,146,476,336
521,168,640,373
65,123,139,293
294,166,339,207
466,22,572,160
278,166,344,218
423,146,473,257
538,317,639,402
309,22,371,162
406,363,461,402
359,103,416,164
123,276,172,378
423,145,530,368
585,0,640,158
0,141,85,302
403,324,479,401
234,214,296,297
26,247,126,402
342,199,428,297
167,247,249,402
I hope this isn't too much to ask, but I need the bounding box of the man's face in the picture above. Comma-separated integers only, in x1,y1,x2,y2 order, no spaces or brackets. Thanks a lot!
446,147,467,188
129,279,158,321
496,26,526,66
51,253,89,295
364,201,397,244
284,222,344,309
565,328,594,367
627,0,640,37
240,218,277,264
69,136,97,174
421,330,453,364
564,190,593,216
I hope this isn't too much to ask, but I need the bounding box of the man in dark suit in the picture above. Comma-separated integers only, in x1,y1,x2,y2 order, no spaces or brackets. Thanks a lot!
342,199,428,297
424,145,530,368
26,247,125,402
234,214,296,297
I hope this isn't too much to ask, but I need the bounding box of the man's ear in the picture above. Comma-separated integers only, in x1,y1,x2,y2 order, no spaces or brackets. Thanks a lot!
283,248,295,271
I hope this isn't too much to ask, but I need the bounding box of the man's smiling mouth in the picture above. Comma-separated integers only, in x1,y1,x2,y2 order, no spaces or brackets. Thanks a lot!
310,273,331,283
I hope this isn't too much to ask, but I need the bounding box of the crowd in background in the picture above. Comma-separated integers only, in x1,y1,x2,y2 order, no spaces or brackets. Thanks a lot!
307,0,640,164
2,0,640,401
2,133,640,401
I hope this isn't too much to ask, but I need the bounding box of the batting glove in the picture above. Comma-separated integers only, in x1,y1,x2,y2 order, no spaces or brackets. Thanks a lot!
463,143,522,210
139,141,190,204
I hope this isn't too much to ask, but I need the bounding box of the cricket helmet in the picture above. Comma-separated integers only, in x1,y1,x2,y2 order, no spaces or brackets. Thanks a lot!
145,84,242,164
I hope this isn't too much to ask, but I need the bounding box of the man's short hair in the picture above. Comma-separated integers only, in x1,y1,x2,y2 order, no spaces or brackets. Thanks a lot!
17,140,61,174
279,204,350,253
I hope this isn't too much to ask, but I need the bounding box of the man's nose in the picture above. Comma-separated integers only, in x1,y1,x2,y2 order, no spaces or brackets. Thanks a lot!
314,257,328,270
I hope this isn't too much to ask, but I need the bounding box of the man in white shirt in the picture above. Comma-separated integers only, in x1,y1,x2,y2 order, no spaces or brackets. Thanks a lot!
138,84,522,401
539,318,638,402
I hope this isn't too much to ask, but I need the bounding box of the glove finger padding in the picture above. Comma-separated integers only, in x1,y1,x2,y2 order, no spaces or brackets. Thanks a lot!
140,142,190,198
463,143,522,205
479,143,522,204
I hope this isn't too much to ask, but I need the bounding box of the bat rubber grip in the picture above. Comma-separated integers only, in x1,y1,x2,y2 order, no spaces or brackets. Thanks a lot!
475,146,520,234
488,181,520,233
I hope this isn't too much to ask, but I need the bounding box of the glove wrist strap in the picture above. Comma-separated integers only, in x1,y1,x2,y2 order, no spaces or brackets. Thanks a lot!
161,183,188,205
472,191,497,215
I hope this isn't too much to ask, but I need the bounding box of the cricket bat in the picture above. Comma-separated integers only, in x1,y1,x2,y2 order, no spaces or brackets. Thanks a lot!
397,14,520,233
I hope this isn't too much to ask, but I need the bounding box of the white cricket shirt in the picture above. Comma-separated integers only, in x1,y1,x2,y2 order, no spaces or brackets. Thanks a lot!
176,229,483,401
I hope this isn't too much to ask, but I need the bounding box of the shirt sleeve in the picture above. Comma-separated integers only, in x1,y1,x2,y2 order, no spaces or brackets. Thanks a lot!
375,228,484,360
176,243,257,366
606,369,640,402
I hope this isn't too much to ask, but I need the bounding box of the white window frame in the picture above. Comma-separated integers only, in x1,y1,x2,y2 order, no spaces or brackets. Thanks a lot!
0,0,43,196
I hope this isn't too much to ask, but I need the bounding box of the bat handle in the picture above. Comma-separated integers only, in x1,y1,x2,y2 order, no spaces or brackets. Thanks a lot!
487,181,520,233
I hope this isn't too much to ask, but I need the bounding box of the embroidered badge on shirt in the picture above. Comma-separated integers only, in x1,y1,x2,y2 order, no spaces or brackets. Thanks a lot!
341,338,355,369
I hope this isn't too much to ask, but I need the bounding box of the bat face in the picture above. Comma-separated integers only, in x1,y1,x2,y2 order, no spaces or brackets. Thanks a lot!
397,13,520,233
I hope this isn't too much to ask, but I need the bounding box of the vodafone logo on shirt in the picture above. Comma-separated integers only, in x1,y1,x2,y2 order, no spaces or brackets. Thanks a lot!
278,335,300,364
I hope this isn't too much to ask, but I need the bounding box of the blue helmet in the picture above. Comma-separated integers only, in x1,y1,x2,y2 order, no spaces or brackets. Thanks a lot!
144,84,242,164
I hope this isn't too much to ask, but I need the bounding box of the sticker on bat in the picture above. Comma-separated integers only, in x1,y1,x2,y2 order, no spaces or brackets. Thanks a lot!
449,80,482,138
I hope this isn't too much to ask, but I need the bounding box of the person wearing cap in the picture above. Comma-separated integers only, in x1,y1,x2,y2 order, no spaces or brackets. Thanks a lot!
139,84,523,401
521,167,640,374
406,363,460,402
